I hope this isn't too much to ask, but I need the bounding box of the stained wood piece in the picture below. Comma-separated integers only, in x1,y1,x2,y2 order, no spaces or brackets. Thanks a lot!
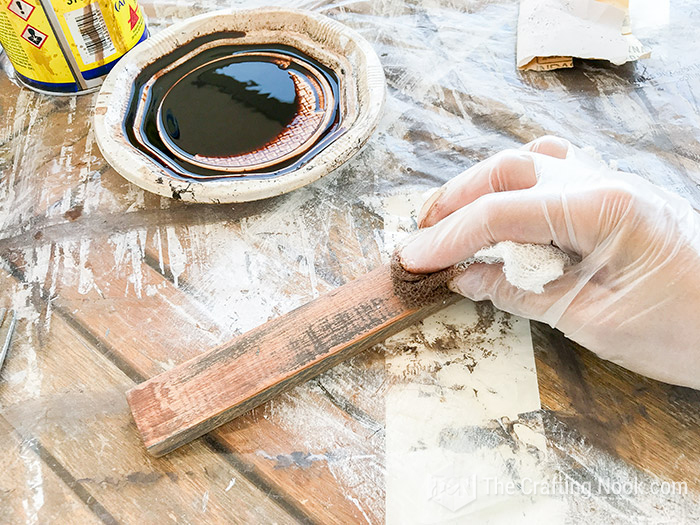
127,263,458,456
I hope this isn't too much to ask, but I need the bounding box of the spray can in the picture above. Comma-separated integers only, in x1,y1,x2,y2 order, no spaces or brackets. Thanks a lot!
0,0,147,94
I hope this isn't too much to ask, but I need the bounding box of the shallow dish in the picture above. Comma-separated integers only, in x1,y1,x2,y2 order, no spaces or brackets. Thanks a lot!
94,8,385,203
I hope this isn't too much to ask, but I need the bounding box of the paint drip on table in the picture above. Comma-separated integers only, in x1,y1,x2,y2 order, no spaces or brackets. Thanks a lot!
0,0,147,94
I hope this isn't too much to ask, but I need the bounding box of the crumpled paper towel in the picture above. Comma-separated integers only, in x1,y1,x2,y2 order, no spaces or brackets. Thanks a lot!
517,0,650,71
469,241,572,294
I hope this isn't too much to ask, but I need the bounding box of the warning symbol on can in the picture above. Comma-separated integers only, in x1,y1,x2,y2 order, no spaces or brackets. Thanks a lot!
7,0,35,21
21,24,47,49
1,0,148,94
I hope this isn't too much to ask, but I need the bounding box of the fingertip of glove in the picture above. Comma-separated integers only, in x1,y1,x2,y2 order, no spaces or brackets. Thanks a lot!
418,187,446,228
527,136,570,159
397,231,424,273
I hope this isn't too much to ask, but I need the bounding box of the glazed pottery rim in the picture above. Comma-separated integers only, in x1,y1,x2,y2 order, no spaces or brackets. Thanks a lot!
93,7,386,203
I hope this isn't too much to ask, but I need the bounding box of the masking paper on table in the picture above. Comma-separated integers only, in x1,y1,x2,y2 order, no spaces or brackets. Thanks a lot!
372,192,566,524
517,0,651,71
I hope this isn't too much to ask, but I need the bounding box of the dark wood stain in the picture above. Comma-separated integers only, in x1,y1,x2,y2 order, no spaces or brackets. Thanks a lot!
123,35,342,181
160,56,299,158
532,321,700,492
63,204,84,221
532,322,621,454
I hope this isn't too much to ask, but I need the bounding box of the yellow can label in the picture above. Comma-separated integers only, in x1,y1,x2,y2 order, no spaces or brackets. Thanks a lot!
55,0,146,71
0,0,71,83
0,0,146,89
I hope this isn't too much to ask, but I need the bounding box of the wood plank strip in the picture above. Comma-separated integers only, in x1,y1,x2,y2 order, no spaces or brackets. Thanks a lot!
127,263,458,456
532,322,700,493
136,215,391,521
0,420,103,525
140,206,389,432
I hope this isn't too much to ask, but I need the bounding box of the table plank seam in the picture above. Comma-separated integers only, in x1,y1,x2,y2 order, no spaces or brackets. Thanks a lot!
1,414,120,525
0,252,320,525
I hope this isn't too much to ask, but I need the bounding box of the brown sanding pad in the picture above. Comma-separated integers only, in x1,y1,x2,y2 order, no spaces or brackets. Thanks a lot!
390,251,462,308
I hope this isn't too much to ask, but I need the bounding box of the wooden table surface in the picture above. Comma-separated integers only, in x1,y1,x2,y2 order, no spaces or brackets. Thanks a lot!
1,1,699,523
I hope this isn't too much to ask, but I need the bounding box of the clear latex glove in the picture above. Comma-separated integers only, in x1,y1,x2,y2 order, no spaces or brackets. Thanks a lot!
399,136,700,390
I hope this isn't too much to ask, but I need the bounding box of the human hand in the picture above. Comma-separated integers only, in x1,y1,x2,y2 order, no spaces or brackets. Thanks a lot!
399,136,700,389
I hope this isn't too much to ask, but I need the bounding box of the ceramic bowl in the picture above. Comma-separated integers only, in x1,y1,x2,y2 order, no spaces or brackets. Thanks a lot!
94,7,386,203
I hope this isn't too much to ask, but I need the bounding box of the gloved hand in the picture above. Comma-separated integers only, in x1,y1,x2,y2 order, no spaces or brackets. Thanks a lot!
399,136,700,390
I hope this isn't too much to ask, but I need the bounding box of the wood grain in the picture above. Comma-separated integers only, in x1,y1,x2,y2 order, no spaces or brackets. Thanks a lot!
3,239,390,524
532,322,700,492
0,267,298,525
127,263,458,456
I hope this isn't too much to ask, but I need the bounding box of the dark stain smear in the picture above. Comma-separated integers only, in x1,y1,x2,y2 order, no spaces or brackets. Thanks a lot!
165,472,179,482
126,471,163,484
63,204,83,221
272,451,327,470
438,425,512,453
123,34,343,182
474,301,496,333
532,322,621,455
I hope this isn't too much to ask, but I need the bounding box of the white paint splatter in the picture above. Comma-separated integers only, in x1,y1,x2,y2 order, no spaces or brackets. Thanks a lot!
166,226,186,287
260,386,384,518
109,229,147,297
77,238,99,295
224,478,236,492
201,490,209,513
347,495,372,524
19,439,44,525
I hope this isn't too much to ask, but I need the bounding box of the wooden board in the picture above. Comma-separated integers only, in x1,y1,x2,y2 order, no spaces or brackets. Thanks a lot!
127,263,457,456
532,322,700,493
